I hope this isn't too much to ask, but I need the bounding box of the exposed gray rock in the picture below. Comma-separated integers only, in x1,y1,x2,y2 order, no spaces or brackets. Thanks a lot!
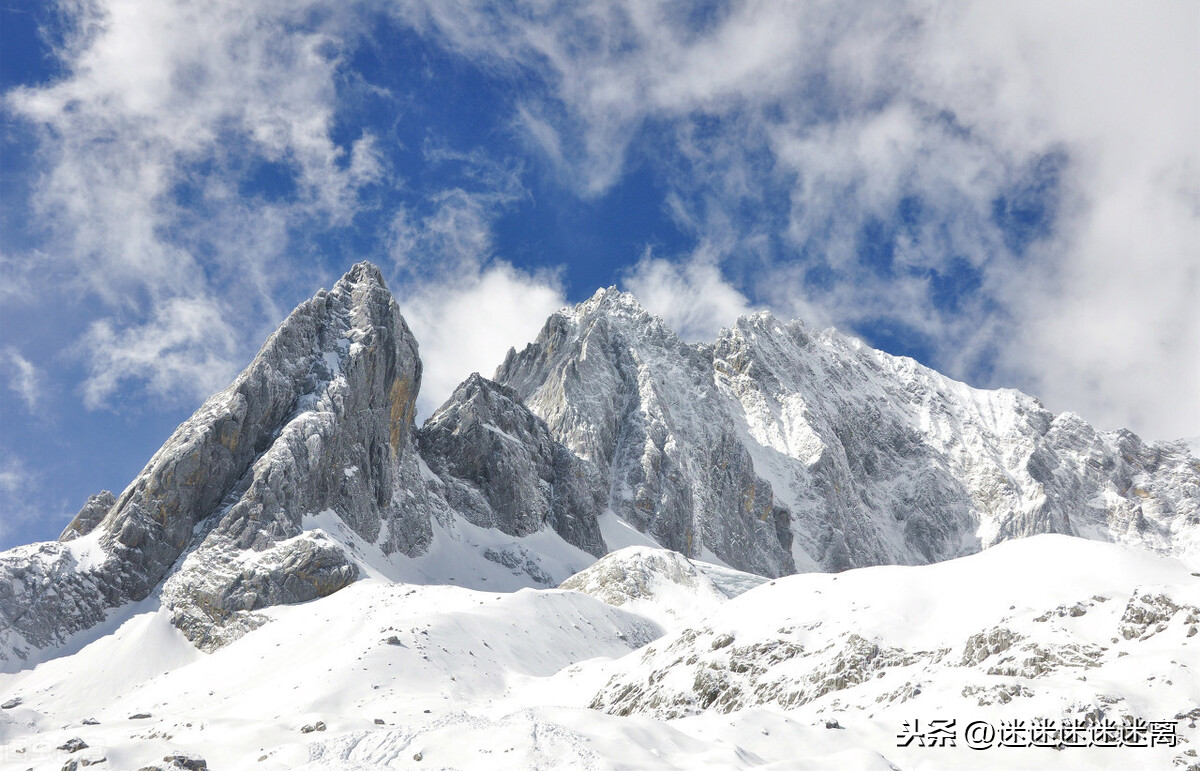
160,262,435,649
59,491,115,542
420,374,606,556
497,289,796,577
1118,590,1197,641
165,532,358,650
58,737,88,752
0,542,111,663
1,262,435,661
558,547,766,625
163,753,207,771
482,546,555,585
498,290,1200,573
3,263,1197,671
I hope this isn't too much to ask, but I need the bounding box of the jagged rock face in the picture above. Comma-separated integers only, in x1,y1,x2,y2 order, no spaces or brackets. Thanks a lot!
1,263,435,658
0,542,110,660
499,291,1200,573
497,290,797,578
710,312,1200,568
58,491,116,542
3,263,1197,668
159,263,435,648
419,374,607,556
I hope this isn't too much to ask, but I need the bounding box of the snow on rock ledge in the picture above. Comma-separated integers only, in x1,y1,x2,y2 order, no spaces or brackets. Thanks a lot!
558,546,767,626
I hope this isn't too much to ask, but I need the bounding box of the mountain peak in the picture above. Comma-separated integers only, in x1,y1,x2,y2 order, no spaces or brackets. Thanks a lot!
575,285,653,321
336,260,388,291
2,262,431,657
4,266,1198,674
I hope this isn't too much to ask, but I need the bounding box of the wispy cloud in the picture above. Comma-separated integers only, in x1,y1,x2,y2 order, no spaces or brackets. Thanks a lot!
5,0,379,410
622,248,755,343
78,296,242,409
5,0,1195,444
0,453,63,546
2,347,45,414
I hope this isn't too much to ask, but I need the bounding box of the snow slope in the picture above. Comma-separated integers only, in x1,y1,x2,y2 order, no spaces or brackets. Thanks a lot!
2,536,1195,770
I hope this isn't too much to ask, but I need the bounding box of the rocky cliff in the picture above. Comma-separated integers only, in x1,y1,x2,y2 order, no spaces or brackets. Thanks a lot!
2,265,1196,668
2,263,436,657
497,288,1199,572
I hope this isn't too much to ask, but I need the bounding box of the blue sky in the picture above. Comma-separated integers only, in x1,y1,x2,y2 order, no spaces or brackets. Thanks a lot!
1,1,1197,551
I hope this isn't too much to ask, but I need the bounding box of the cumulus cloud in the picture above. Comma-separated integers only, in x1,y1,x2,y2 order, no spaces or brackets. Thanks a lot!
400,264,565,417
916,3,1200,439
622,250,756,342
6,0,1196,444
385,146,564,417
400,0,1199,439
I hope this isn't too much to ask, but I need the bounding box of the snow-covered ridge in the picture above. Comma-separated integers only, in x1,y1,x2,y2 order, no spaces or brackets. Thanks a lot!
557,546,767,626
587,535,1200,769
498,286,1199,573
2,261,1197,676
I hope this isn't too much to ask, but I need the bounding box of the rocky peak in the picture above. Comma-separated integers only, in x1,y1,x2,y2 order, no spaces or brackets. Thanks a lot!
576,286,652,319
2,261,434,658
495,291,797,578
4,263,1197,671
419,373,607,556
58,490,115,542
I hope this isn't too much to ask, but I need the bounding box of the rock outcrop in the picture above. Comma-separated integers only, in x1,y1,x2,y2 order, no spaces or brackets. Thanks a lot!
58,490,115,542
558,546,767,625
2,263,435,658
497,290,797,577
419,374,607,556
159,262,434,648
497,289,1200,572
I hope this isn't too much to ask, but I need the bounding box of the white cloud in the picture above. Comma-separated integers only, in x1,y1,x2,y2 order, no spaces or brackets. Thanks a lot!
0,454,45,546
7,0,1196,443
913,2,1200,440
621,250,756,342
383,147,563,417
399,263,565,418
400,0,1200,440
79,296,241,409
0,455,28,496
2,348,44,413
6,0,376,408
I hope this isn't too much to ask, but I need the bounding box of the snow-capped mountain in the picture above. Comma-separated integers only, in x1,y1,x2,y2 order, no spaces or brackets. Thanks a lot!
3,264,439,661
499,285,1199,573
1,262,1197,770
4,262,1198,666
